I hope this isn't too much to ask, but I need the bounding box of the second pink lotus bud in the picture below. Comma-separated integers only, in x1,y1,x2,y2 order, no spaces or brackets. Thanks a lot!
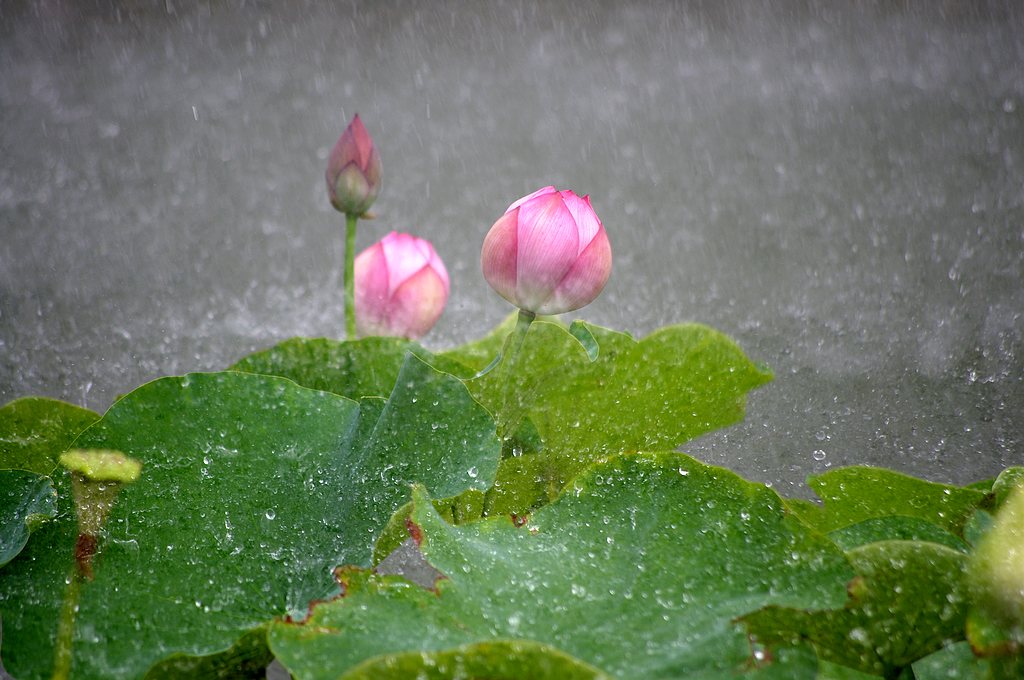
481,186,612,315
354,231,450,339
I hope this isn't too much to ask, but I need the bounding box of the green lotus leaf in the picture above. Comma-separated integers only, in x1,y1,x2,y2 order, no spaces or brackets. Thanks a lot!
453,321,771,518
0,470,57,568
742,540,970,677
0,398,99,568
911,641,993,680
0,397,100,474
230,336,467,400
827,515,969,553
270,452,851,680
467,321,770,456
436,311,522,375
232,322,769,524
141,625,273,679
786,466,987,537
0,356,499,679
815,660,880,679
340,639,611,680
818,643,1002,680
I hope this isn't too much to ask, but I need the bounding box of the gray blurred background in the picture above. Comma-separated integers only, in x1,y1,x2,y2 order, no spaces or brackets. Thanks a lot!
1,0,1021,495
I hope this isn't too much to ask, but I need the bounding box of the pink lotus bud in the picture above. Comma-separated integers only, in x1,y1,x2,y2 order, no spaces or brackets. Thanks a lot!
326,114,382,216
354,231,450,339
481,186,612,315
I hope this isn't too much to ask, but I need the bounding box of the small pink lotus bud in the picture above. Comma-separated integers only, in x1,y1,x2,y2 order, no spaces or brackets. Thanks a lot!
354,231,450,339
481,186,612,315
326,114,382,216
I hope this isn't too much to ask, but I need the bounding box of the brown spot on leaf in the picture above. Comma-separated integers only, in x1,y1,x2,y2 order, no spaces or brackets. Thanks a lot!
846,575,868,601
405,517,423,546
282,566,369,624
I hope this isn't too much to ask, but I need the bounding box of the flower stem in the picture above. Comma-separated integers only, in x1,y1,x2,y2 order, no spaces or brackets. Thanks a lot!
52,568,81,680
344,212,359,339
505,309,536,371
498,308,536,440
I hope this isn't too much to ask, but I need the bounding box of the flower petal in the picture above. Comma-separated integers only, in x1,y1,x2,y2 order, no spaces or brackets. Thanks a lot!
387,265,449,339
515,192,579,311
540,226,612,315
506,185,557,213
380,232,431,298
354,241,391,335
481,210,520,306
559,191,602,255
345,114,374,169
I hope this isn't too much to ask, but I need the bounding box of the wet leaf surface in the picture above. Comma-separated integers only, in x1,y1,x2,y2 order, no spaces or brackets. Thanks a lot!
826,516,969,553
270,452,851,680
742,540,970,677
911,641,992,680
467,321,771,457
0,398,100,475
436,311,521,374
0,398,99,568
0,357,499,679
232,320,770,523
453,321,772,518
785,466,987,538
0,471,57,568
231,336,473,402
340,640,611,680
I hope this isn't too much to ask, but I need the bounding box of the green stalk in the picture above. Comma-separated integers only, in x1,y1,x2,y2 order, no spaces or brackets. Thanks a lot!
344,212,359,339
505,309,536,373
498,308,536,440
52,569,81,680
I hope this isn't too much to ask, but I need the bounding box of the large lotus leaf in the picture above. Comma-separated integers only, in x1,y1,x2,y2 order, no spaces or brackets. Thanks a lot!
435,313,571,377
0,357,500,680
436,311,521,376
0,470,57,568
787,467,987,537
0,398,98,569
826,516,969,553
444,321,771,519
911,641,992,680
0,468,75,679
340,640,611,680
466,321,771,455
230,336,468,400
964,509,995,550
816,661,880,679
742,540,970,677
373,449,570,563
270,452,852,680
141,625,273,679
0,397,99,474
342,639,820,680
